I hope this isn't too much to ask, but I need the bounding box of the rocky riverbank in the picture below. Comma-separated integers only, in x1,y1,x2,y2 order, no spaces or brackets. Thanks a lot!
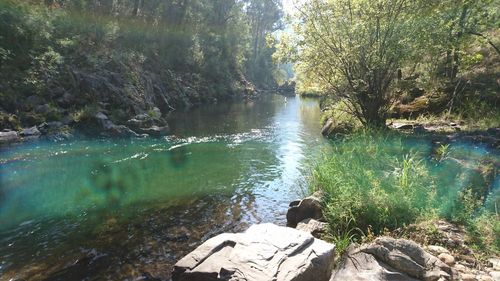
170,193,500,281
0,87,262,145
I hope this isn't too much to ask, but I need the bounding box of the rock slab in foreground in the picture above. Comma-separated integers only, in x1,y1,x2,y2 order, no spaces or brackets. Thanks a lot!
172,223,335,281
331,237,454,281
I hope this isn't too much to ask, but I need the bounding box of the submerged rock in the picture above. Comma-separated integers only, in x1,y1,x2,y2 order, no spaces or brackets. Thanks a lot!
331,237,454,281
172,223,335,281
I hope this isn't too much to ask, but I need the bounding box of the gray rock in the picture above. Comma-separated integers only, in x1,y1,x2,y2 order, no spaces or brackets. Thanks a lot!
101,124,139,138
20,126,41,137
321,118,335,136
438,253,455,266
321,118,354,137
25,95,43,109
331,245,419,281
287,192,324,228
45,125,74,142
136,125,169,137
38,121,63,134
172,223,335,281
331,237,454,281
296,218,327,238
461,273,476,281
56,92,74,108
35,104,51,114
92,112,138,138
151,107,162,119
391,122,415,130
426,245,450,255
0,130,19,143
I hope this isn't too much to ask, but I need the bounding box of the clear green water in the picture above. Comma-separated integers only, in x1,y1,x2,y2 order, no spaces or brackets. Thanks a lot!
1,95,498,280
0,95,330,280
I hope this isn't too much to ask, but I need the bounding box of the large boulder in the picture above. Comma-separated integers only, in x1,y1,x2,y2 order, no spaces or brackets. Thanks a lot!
286,192,325,228
331,237,455,281
172,223,335,281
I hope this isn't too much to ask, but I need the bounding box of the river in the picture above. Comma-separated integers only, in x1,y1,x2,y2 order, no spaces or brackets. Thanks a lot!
0,95,330,280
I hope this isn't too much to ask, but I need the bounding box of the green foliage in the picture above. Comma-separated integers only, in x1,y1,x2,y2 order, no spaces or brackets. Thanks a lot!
0,0,283,116
312,131,499,254
278,0,499,126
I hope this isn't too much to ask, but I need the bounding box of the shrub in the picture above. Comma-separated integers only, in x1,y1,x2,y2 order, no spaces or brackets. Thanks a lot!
312,130,499,254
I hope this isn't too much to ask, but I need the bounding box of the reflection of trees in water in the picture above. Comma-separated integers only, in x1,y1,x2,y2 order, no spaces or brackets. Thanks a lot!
168,96,281,136
87,160,138,208
169,145,188,168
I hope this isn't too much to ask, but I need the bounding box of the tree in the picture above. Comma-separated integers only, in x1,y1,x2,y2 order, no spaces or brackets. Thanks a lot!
285,0,434,127
245,0,283,88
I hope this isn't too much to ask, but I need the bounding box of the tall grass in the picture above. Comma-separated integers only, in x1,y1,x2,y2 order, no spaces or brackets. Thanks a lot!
312,130,499,254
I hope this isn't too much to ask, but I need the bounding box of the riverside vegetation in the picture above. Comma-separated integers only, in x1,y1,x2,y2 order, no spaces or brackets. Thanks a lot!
0,0,284,138
275,0,500,262
1,0,500,280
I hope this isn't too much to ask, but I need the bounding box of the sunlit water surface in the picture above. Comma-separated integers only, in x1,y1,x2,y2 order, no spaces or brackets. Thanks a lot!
0,95,330,280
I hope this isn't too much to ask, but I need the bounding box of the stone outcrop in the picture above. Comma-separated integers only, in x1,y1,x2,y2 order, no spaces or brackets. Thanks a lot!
331,237,455,281
286,192,324,228
172,223,335,281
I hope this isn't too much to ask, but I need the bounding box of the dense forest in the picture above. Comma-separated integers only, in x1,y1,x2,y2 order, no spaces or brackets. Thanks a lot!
0,0,283,137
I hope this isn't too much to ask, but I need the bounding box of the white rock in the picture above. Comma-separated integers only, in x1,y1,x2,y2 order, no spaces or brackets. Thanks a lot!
427,245,451,255
490,258,500,271
461,273,477,281
490,271,500,281
438,253,455,266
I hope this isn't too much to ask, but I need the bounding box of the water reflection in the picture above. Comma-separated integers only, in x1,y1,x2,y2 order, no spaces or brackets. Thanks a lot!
0,95,329,280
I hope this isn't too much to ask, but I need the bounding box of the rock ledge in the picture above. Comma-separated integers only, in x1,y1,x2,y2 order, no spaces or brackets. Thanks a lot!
172,223,335,281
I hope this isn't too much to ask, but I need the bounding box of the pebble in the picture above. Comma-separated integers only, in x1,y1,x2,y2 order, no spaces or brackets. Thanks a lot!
490,271,500,281
489,258,500,271
427,245,450,254
455,264,468,273
438,253,455,266
461,273,477,281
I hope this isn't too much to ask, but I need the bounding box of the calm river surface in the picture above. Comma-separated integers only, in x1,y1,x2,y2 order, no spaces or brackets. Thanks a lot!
0,95,330,280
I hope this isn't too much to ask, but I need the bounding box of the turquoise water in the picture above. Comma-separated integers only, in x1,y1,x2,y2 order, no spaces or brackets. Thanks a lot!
1,95,498,281
0,95,330,280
